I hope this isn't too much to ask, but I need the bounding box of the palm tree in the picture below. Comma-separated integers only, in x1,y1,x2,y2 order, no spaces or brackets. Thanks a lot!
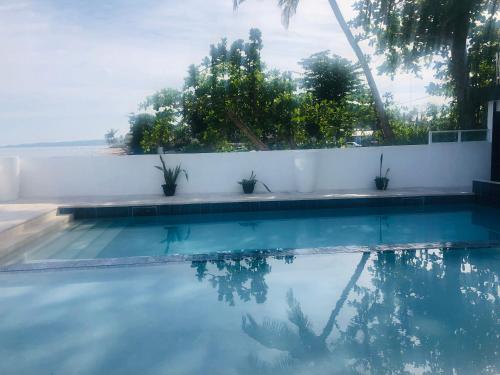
233,0,395,141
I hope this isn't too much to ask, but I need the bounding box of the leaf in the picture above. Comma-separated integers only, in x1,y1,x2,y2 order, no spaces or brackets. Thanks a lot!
260,181,272,193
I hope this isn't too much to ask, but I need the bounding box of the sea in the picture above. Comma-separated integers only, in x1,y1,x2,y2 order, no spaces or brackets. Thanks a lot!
0,145,120,158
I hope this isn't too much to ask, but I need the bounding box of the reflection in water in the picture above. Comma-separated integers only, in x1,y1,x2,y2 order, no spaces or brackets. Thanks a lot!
191,255,294,305
0,247,497,374
201,249,497,374
378,215,389,243
338,249,499,375
238,221,261,231
161,225,191,254
240,252,369,374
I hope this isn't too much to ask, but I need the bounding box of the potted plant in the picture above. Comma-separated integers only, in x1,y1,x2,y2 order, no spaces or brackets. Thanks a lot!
155,155,188,196
238,171,272,194
375,153,390,190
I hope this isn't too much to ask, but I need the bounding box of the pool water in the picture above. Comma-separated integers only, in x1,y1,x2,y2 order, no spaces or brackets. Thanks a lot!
0,248,498,374
5,204,500,264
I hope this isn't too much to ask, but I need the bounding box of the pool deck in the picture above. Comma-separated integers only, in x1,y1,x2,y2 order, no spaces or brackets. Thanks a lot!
0,203,58,234
0,187,474,233
0,203,70,257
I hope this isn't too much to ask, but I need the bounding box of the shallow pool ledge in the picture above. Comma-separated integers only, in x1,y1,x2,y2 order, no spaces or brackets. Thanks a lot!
52,188,475,219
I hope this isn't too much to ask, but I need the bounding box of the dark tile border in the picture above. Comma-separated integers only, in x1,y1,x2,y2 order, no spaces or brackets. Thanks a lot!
58,194,475,219
473,180,500,207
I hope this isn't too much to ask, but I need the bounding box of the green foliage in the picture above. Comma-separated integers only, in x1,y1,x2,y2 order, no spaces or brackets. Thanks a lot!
133,29,368,152
128,28,464,153
154,155,188,187
373,95,457,145
299,51,361,102
140,89,183,153
126,113,156,154
351,0,499,127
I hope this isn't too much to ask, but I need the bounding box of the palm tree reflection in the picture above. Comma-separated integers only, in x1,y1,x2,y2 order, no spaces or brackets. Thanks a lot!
161,225,191,254
240,249,499,374
241,252,369,373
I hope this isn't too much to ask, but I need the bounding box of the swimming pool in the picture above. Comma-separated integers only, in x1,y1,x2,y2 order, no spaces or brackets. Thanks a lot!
0,248,497,374
2,203,500,268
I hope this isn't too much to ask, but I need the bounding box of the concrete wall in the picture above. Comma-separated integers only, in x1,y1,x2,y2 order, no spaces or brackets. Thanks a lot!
0,157,20,201
15,142,492,199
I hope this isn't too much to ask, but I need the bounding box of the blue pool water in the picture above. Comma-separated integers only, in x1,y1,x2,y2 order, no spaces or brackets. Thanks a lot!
5,204,500,264
0,248,498,374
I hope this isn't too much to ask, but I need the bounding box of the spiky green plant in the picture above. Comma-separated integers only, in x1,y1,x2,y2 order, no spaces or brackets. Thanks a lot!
238,171,272,194
375,153,390,190
155,155,188,187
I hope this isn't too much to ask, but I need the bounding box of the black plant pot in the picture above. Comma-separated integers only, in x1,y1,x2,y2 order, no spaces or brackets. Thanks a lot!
162,184,177,196
241,182,256,194
375,177,389,191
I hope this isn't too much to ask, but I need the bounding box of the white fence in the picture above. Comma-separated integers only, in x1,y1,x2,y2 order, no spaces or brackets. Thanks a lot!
0,141,490,201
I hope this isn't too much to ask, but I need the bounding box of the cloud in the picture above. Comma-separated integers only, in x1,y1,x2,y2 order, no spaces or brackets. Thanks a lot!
0,0,443,146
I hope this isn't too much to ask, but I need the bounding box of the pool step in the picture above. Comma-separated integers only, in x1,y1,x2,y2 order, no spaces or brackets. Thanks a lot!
46,220,121,260
0,210,73,262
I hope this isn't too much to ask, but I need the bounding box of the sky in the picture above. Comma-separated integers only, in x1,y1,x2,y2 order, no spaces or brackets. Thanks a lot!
0,0,443,146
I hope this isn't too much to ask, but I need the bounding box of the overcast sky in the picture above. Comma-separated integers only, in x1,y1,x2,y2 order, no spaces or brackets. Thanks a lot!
0,0,443,146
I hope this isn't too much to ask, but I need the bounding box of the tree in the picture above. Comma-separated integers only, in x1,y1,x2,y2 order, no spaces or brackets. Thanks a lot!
133,29,381,152
351,0,499,129
139,88,183,152
299,51,361,102
104,129,118,146
233,0,395,141
182,29,302,150
126,113,156,154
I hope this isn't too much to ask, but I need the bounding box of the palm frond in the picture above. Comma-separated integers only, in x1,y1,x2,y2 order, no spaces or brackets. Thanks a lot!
234,0,299,29
242,314,300,351
278,0,299,29
247,353,297,375
286,289,312,331
233,0,245,11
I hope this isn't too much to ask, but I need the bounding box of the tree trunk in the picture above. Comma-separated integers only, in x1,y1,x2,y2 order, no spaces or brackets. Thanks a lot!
320,251,370,340
227,111,270,150
327,0,395,141
450,5,473,129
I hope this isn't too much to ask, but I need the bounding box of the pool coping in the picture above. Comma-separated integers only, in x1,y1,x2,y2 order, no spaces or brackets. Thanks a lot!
2,240,499,273
56,190,476,219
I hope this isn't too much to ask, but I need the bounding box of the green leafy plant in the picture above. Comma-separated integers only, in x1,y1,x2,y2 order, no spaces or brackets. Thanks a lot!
155,155,188,196
374,153,390,190
238,171,271,194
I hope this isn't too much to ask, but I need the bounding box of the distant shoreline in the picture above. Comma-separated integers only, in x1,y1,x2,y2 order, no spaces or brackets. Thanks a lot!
0,140,106,148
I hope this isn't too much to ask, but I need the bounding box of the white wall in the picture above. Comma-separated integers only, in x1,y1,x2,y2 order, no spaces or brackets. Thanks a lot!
0,157,20,201
17,142,491,199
